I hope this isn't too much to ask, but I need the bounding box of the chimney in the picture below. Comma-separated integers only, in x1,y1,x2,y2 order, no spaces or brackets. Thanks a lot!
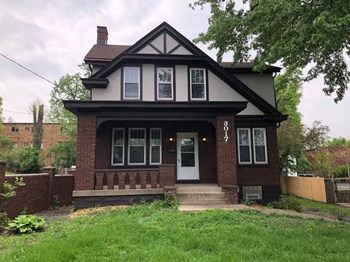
97,26,108,45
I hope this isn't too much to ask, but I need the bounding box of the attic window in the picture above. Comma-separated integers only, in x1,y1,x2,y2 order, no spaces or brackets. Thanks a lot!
123,67,140,100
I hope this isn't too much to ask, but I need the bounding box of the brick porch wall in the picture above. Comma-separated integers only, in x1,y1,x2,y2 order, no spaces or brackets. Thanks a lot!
75,114,96,190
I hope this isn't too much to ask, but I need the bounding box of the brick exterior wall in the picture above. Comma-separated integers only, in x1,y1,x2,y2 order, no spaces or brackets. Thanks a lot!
2,123,71,166
216,116,237,186
237,126,280,186
216,116,239,203
75,114,96,190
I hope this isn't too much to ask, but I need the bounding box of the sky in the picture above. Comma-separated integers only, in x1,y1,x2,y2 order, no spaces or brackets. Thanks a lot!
0,0,349,139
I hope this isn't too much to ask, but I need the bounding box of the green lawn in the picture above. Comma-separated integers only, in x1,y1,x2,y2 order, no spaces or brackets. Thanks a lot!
1,202,349,261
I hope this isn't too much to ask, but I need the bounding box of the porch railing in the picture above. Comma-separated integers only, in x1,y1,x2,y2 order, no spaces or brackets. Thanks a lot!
94,168,160,190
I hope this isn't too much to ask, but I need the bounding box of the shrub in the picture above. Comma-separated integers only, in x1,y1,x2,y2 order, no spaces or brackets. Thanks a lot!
267,195,302,212
241,199,253,206
3,146,43,173
8,215,45,234
0,212,9,231
48,141,76,169
332,165,349,178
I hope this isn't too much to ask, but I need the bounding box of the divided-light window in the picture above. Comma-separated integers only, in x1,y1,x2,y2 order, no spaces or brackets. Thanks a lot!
150,128,162,164
157,67,173,100
237,128,268,165
112,128,125,165
123,67,140,99
128,128,146,165
190,68,206,100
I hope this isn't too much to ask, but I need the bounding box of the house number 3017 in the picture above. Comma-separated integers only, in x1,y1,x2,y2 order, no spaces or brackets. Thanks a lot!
224,121,229,142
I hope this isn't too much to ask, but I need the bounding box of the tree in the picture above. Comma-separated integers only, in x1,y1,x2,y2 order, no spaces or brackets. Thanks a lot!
303,121,330,150
49,68,90,138
327,137,350,146
274,68,309,172
0,97,11,156
192,0,350,101
31,100,44,150
48,65,90,169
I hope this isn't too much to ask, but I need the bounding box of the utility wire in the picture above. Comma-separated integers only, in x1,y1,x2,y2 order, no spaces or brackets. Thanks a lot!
3,110,32,115
0,52,59,87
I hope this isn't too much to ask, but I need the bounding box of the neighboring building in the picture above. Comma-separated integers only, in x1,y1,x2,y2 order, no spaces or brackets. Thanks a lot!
3,123,70,166
64,22,286,208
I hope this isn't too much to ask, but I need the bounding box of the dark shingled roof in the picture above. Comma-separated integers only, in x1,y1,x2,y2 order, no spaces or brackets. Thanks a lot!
85,44,130,61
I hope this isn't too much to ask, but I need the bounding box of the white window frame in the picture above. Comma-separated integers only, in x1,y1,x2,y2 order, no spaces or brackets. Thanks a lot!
149,128,162,165
123,66,140,100
111,128,125,166
252,128,268,164
157,67,173,100
190,68,206,100
237,128,252,164
128,128,146,165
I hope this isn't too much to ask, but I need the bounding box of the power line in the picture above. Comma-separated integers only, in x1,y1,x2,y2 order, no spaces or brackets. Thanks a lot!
3,109,31,115
0,52,59,87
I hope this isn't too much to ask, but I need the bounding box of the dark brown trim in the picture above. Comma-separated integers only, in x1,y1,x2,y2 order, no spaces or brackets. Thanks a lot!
149,43,163,54
167,44,181,55
163,33,166,55
82,78,109,90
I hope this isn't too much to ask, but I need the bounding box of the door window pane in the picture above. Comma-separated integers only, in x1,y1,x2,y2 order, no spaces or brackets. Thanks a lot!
181,153,195,167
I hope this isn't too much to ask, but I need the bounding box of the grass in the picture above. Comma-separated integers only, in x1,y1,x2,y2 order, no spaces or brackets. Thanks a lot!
0,202,350,261
281,195,350,218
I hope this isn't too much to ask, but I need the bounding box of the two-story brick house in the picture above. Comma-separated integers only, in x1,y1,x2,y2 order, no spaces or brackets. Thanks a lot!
64,22,286,208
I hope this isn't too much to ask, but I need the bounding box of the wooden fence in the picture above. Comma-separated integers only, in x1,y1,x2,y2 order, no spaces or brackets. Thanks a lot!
280,176,327,202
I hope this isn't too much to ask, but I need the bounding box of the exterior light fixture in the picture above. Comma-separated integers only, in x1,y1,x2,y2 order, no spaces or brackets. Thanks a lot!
202,137,207,142
169,137,173,142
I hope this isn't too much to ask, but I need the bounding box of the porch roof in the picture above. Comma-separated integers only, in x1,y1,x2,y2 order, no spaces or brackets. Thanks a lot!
63,101,248,117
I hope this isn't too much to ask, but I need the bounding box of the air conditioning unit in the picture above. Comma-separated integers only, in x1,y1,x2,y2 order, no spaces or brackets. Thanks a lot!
245,194,262,200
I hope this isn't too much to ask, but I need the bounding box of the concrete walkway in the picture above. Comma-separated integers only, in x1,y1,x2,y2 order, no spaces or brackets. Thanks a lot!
178,204,339,222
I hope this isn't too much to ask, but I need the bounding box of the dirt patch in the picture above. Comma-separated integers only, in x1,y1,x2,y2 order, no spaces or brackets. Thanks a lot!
69,206,130,218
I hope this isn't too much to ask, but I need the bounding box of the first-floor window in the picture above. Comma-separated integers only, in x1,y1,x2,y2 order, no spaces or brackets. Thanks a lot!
253,128,268,164
237,128,252,164
128,128,146,165
112,128,125,165
237,127,268,165
150,128,162,164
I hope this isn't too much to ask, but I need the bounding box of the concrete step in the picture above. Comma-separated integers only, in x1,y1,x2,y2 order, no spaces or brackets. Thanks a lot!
176,186,223,193
177,192,227,201
178,198,230,205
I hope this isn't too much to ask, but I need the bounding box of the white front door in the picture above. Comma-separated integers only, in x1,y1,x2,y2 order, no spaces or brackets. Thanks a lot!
177,133,199,180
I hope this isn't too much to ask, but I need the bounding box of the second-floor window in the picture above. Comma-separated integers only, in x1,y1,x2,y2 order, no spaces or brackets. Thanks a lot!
190,68,206,100
157,67,173,100
123,67,140,100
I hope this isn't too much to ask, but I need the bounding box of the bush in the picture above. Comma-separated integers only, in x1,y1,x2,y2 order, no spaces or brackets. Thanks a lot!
3,146,43,173
8,215,45,234
0,212,9,231
267,195,302,212
48,141,76,169
332,165,349,178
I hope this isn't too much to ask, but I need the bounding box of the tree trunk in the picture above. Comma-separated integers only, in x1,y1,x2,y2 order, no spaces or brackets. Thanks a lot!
32,104,44,149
